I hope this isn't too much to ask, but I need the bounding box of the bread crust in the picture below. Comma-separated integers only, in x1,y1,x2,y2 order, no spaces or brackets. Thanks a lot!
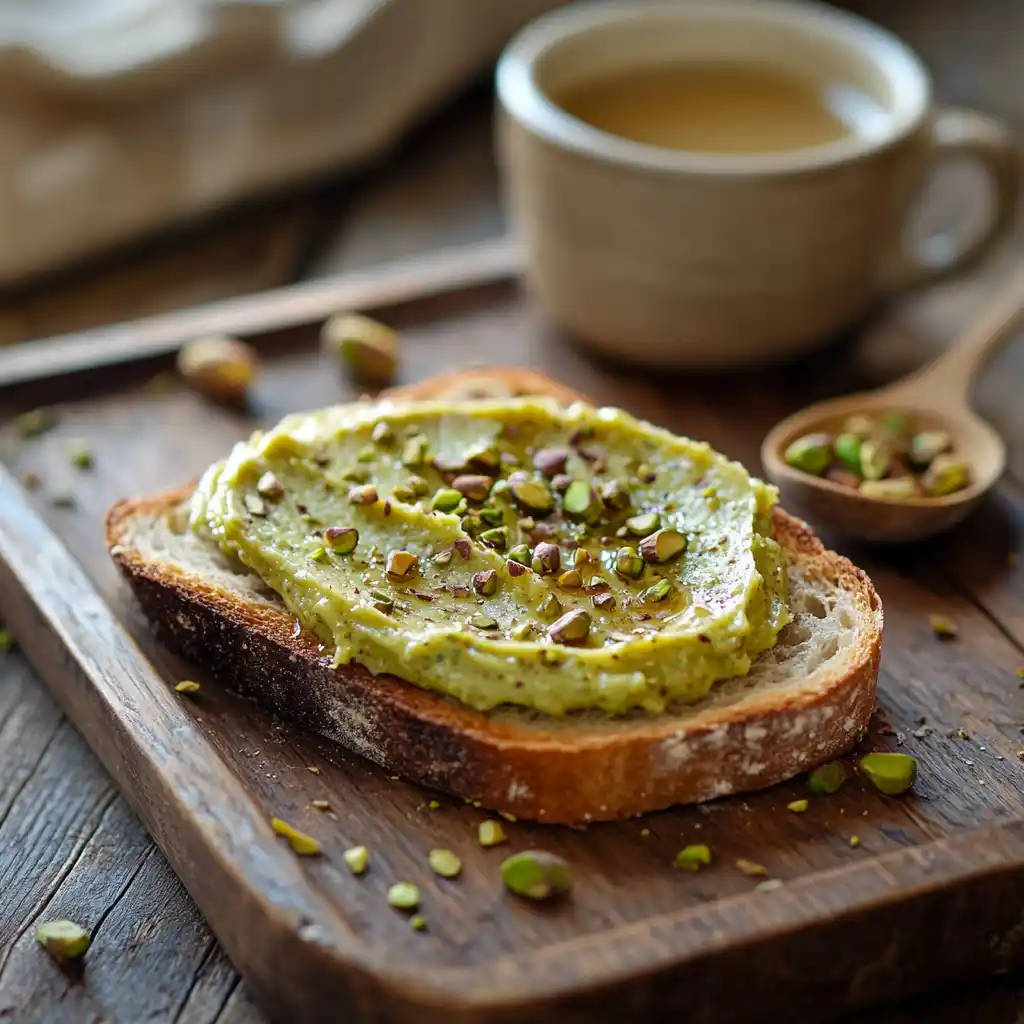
106,368,882,823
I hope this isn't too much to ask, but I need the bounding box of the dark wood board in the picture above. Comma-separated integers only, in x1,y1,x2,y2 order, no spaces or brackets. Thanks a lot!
1,240,1023,1024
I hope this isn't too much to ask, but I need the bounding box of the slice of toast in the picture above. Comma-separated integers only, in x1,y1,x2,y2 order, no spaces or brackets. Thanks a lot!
106,368,882,823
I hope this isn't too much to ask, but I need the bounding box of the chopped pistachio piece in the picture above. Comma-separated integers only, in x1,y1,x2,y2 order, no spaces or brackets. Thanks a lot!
547,609,591,646
626,512,660,536
347,484,378,505
557,569,583,589
787,799,809,813
859,441,889,481
539,594,563,621
599,479,631,512
929,614,957,638
311,800,331,811
470,615,499,631
859,752,917,795
735,858,769,877
468,447,500,474
387,882,421,910
843,414,874,438
509,478,554,515
323,527,358,554
68,440,94,470
921,454,970,497
807,761,846,794
409,914,428,932
175,680,201,695
386,550,419,579
533,447,569,477
614,547,644,579
908,430,951,468
343,845,370,874
507,543,532,566
402,434,429,467
370,591,394,614
244,494,266,517
783,433,831,476
501,850,571,900
674,844,711,871
323,313,398,387
433,547,454,566
271,817,321,856
451,474,492,501
35,920,90,961
551,473,572,493
177,335,259,405
638,529,687,564
859,478,920,501
256,471,285,501
16,407,58,439
478,820,508,847
428,848,463,879
0,628,13,654
640,579,672,603
562,481,602,523
480,526,510,550
572,548,590,569
833,433,862,475
592,592,616,611
371,421,394,444
531,541,561,575
473,569,499,596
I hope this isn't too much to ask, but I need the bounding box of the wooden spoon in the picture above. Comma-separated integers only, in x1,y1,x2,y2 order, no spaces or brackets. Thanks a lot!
761,271,1024,543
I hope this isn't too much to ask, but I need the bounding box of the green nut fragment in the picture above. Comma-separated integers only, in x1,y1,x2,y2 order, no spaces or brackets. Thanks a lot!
347,483,379,505
409,914,427,932
843,414,874,439
478,820,508,847
433,547,453,566
539,594,563,621
508,543,532,566
909,430,951,468
562,480,602,523
614,546,645,579
921,454,970,497
271,817,321,856
343,845,370,875
626,512,660,537
356,444,376,463
370,590,394,614
501,850,571,900
572,548,590,569
175,680,201,695
859,752,917,795
735,858,769,877
533,447,569,477
783,433,832,476
323,313,398,387
386,550,419,579
880,412,910,436
674,844,711,871
36,920,90,961
547,608,591,646
467,447,500,474
256,471,285,501
531,541,561,575
473,569,499,596
480,526,510,550
16,407,58,439
470,615,499,630
323,526,358,554
371,421,394,444
599,479,631,512
638,529,687,564
387,882,420,910
402,434,429,467
508,478,554,515
557,569,583,589
0,628,14,654
929,614,957,638
451,474,492,501
833,433,862,475
428,848,463,879
431,488,463,513
244,494,267,517
787,799,809,813
859,477,920,501
640,579,672,603
806,761,846,795
340,466,369,483
68,440,94,470
478,505,504,526
859,441,889,481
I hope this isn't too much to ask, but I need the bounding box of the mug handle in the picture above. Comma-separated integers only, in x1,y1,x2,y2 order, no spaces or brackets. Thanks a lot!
883,108,1020,293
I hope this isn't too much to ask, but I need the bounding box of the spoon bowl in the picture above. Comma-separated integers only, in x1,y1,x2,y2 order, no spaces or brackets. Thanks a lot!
762,269,1022,544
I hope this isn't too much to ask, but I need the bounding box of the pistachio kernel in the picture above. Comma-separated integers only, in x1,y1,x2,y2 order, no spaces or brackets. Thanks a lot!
859,478,920,501
323,313,398,387
833,433,862,475
859,441,890,481
562,480,603,523
626,512,660,537
783,433,831,476
592,592,616,611
370,590,395,614
787,799,809,813
928,614,958,639
640,579,672,603
908,430,951,468
843,413,875,439
806,761,846,795
451,474,492,501
347,484,379,505
473,569,499,596
177,336,259,405
387,882,420,910
470,615,499,630
428,848,463,879
531,541,561,575
410,915,428,932
735,858,769,877
547,609,591,646
467,447,501,475
343,845,370,874
478,820,508,847
517,516,536,531
922,454,970,497
599,479,632,512
271,817,321,856
572,548,590,569
256,471,285,501
433,547,453,566
859,752,917,795
507,543,532,566
175,680,201,695
323,526,358,554
539,594,563,620
533,447,569,477
674,844,711,871
371,421,394,444
16,407,58,439
508,478,554,515
638,529,687,564
480,526,510,550
386,550,419,579
557,569,583,589
402,434,429,467
501,850,571,900
614,547,645,579
341,466,369,483
551,473,573,493
67,441,94,470
35,921,90,961
453,538,472,560
478,505,504,526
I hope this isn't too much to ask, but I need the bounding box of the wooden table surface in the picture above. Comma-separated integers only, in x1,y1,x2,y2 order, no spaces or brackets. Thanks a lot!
1,2,1023,1021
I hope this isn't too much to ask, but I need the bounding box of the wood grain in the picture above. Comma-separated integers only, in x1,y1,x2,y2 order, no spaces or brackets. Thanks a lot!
2,268,1024,1021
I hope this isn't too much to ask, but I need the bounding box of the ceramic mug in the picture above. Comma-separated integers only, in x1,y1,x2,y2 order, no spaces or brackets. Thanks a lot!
496,0,1020,369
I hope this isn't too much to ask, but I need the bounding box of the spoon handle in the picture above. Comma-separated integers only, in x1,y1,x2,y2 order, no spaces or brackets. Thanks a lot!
896,265,1024,405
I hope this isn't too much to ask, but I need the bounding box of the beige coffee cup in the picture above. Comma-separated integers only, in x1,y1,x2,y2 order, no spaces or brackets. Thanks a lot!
496,0,1019,369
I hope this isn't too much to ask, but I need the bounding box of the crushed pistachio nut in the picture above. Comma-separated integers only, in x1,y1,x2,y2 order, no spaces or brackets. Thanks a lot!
174,680,201,695
409,914,427,932
431,488,463,513
386,549,419,579
16,407,58,439
849,835,861,848
347,484,379,505
614,547,644,579
323,313,398,387
599,479,631,511
640,579,672,604
473,569,499,596
787,799,809,813
271,817,321,856
807,761,846,795
531,541,561,575
311,800,331,812
928,614,958,639
451,474,491,501
547,609,591,646
470,615,499,631
735,858,769,877
0,628,14,655
501,850,571,900
507,543,532,567
256,471,285,501
177,335,259,405
402,434,429,467
369,591,394,614
479,526,510,550
68,440,94,470
478,820,508,847
533,447,569,477
562,481,602,523
922,454,970,497
626,512,660,537
783,433,831,476
557,569,583,589
428,848,462,879
387,882,420,910
323,527,358,554
674,845,711,871
35,920,90,961
859,752,917,795
638,529,687,564
371,421,394,444
508,478,554,515
343,845,370,874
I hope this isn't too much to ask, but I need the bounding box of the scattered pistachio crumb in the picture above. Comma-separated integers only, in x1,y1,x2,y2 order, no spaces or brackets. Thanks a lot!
499,811,517,823
787,799,809,813
674,845,711,871
849,835,861,848
501,850,571,900
409,914,427,932
174,680,200,694
271,818,321,856
478,820,508,847
756,879,783,893
640,828,651,837
928,614,958,638
68,440,94,470
343,845,369,875
35,920,90,961
428,800,441,810
387,882,420,910
0,628,14,655
311,800,330,812
428,849,462,879
307,766,321,775
735,858,769,877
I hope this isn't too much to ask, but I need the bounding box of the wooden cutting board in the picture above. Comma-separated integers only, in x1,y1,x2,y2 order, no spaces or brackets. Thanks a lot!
0,239,1022,1024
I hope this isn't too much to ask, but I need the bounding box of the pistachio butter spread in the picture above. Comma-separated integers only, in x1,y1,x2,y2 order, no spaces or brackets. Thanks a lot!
191,397,789,716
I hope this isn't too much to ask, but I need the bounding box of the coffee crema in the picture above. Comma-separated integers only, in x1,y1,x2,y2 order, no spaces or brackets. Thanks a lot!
555,63,883,154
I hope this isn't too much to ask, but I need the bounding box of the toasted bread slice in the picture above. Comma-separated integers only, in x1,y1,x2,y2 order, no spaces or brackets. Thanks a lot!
106,368,882,823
